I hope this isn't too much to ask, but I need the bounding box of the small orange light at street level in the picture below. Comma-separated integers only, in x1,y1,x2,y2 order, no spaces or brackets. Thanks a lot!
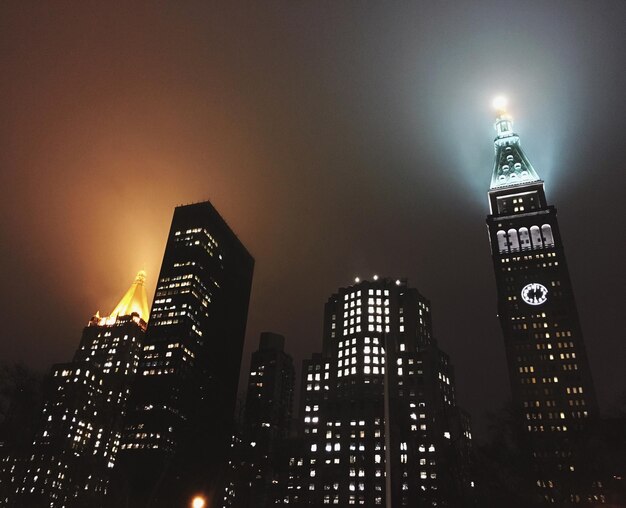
191,495,206,508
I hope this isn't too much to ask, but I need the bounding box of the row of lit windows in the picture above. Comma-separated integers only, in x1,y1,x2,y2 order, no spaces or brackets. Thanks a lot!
142,368,175,376
528,425,569,432
120,443,161,450
344,289,390,301
344,325,391,335
344,300,389,313
339,337,380,348
151,318,180,327
524,400,558,408
337,366,386,377
501,252,557,263
536,335,574,348
305,383,329,392
501,261,559,272
520,376,561,385
173,261,197,268
159,273,193,284
529,410,589,421
174,228,219,250
157,280,191,291
93,332,129,342
307,372,329,381
566,386,584,394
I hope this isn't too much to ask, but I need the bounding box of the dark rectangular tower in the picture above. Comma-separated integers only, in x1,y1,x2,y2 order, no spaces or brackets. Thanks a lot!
485,103,598,503
243,332,295,456
118,201,254,507
223,332,295,508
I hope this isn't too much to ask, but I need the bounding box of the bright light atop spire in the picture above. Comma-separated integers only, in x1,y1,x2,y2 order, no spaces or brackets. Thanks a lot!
492,95,508,112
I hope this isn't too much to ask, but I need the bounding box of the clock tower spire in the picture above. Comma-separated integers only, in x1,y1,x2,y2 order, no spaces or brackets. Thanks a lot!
484,98,599,504
490,98,541,190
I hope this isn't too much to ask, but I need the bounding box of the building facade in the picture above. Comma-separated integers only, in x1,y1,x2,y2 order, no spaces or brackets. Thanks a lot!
485,103,599,503
117,201,254,507
281,277,472,507
4,271,149,507
223,332,295,508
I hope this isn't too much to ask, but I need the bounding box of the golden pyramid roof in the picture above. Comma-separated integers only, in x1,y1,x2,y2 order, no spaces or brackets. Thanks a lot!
107,270,150,321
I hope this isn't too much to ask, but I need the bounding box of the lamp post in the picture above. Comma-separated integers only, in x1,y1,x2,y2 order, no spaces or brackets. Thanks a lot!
383,331,392,508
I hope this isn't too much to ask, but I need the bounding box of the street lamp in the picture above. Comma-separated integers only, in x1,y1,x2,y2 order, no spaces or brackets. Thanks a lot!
191,495,206,508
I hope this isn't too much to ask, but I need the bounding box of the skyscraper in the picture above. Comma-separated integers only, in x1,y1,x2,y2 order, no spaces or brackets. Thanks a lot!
6,271,149,507
281,277,473,507
118,201,254,507
244,333,295,456
485,101,599,503
223,332,295,508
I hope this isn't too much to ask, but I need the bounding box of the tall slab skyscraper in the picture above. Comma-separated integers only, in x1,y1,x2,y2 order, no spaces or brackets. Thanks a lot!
118,201,254,507
485,101,598,503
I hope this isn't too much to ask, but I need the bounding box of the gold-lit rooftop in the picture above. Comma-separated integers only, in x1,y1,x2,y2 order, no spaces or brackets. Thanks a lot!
106,270,150,322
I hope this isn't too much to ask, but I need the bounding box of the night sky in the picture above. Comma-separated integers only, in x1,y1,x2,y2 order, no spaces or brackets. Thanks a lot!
1,1,624,437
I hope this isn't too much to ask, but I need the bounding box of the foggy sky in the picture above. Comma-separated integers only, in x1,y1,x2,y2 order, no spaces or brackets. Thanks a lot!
1,1,624,437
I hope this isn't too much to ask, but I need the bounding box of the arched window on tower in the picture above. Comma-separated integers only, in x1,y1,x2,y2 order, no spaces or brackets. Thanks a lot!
507,229,520,252
518,227,531,250
530,226,543,249
496,230,508,253
541,224,555,247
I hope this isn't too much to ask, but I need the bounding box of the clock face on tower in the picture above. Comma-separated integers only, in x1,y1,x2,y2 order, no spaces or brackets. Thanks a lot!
521,283,548,306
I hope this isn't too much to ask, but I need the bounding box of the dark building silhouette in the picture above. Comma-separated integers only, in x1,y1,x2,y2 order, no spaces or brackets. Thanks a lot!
2,272,149,507
485,102,600,503
244,333,295,452
280,277,473,507
117,201,254,507
222,332,295,507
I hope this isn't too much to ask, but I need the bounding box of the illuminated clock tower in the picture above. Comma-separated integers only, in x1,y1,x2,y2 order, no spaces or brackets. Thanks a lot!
485,99,598,503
